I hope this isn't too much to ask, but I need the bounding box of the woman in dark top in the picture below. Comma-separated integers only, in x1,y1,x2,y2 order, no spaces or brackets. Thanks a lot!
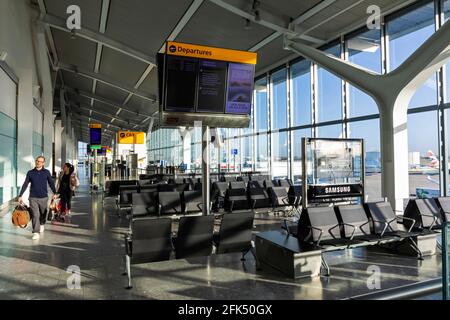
57,163,76,216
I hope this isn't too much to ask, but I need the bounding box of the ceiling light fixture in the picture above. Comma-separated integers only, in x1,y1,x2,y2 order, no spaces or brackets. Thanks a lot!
251,0,261,22
244,18,252,30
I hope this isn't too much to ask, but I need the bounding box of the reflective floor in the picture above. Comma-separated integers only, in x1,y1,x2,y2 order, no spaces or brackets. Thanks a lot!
0,172,444,300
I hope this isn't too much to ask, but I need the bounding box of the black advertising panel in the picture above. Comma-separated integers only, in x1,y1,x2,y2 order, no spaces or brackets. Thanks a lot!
307,184,363,200
197,59,227,113
90,128,101,145
225,63,254,114
165,55,197,112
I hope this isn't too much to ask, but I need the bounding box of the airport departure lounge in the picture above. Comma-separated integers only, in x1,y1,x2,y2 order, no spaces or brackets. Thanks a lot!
1,0,450,304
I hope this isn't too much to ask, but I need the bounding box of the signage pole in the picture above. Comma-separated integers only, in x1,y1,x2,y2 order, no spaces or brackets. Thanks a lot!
202,125,210,216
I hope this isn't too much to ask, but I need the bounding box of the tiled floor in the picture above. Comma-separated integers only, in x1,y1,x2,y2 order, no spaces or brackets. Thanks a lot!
0,171,444,300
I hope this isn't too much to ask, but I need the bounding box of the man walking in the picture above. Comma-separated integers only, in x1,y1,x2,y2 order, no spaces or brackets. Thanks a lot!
18,156,57,240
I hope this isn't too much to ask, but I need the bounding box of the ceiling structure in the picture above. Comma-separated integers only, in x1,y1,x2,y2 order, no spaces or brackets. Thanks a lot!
33,0,418,144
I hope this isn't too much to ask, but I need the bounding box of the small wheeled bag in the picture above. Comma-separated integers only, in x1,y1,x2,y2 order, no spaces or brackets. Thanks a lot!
12,205,31,228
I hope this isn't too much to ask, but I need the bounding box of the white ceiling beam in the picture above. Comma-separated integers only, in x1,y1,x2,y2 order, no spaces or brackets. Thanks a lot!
208,0,322,44
70,102,143,127
93,0,111,117
62,86,155,117
255,0,420,77
158,0,205,53
248,0,336,52
58,62,157,102
39,13,156,66
300,0,366,35
75,114,129,130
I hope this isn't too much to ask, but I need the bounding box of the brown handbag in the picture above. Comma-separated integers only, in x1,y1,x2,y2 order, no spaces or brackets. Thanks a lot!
12,205,30,228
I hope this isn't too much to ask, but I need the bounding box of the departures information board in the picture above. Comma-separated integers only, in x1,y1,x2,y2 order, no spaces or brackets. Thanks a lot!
159,41,257,117
197,60,227,113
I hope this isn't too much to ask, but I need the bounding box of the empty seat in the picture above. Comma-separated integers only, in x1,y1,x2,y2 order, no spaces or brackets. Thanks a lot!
230,181,247,190
183,190,203,213
223,176,236,182
175,183,189,192
335,205,373,240
211,182,229,211
157,184,176,192
132,192,157,217
297,207,353,247
268,187,294,216
248,180,263,189
185,178,196,190
278,179,292,188
139,185,158,193
248,188,271,209
214,211,255,258
124,217,173,288
237,176,249,183
173,215,215,259
288,185,302,207
194,182,202,191
263,180,276,189
158,192,182,216
365,202,416,238
404,198,443,230
138,179,152,186
225,188,250,212
118,185,140,209
251,175,269,182
434,197,450,222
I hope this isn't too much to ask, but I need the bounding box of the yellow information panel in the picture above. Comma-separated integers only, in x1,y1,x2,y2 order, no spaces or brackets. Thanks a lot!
166,41,257,65
89,123,101,128
118,131,145,144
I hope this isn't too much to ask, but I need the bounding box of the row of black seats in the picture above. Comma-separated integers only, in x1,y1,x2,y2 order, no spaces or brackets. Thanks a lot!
403,197,450,230
123,211,255,289
283,201,438,264
117,183,201,210
130,190,204,216
211,181,301,214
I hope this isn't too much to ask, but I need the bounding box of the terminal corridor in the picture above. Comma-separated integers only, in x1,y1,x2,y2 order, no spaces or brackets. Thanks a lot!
0,168,443,300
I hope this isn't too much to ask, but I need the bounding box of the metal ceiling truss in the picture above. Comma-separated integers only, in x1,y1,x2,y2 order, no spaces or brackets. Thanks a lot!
57,62,157,102
60,85,155,118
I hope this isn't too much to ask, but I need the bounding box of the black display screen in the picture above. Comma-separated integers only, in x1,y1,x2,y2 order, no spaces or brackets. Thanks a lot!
165,55,197,112
197,60,227,113
90,128,101,145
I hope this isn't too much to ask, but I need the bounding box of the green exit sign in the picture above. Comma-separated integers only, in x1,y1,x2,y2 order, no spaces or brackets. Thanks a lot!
90,145,101,150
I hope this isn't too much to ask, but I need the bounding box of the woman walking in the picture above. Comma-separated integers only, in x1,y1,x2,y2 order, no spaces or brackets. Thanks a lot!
56,163,78,218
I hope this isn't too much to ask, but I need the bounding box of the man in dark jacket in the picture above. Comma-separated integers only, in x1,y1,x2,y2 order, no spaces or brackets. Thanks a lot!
18,155,57,240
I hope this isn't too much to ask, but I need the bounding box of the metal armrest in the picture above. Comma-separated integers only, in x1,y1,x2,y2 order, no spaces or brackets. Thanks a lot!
124,234,132,256
359,220,371,235
282,219,296,236
419,213,438,230
396,215,416,232
308,225,324,246
371,218,389,237
328,223,341,240
341,223,357,240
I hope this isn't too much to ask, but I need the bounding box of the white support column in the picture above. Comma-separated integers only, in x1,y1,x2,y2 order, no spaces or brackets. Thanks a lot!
35,23,54,171
54,119,63,174
285,20,450,210
17,68,34,183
